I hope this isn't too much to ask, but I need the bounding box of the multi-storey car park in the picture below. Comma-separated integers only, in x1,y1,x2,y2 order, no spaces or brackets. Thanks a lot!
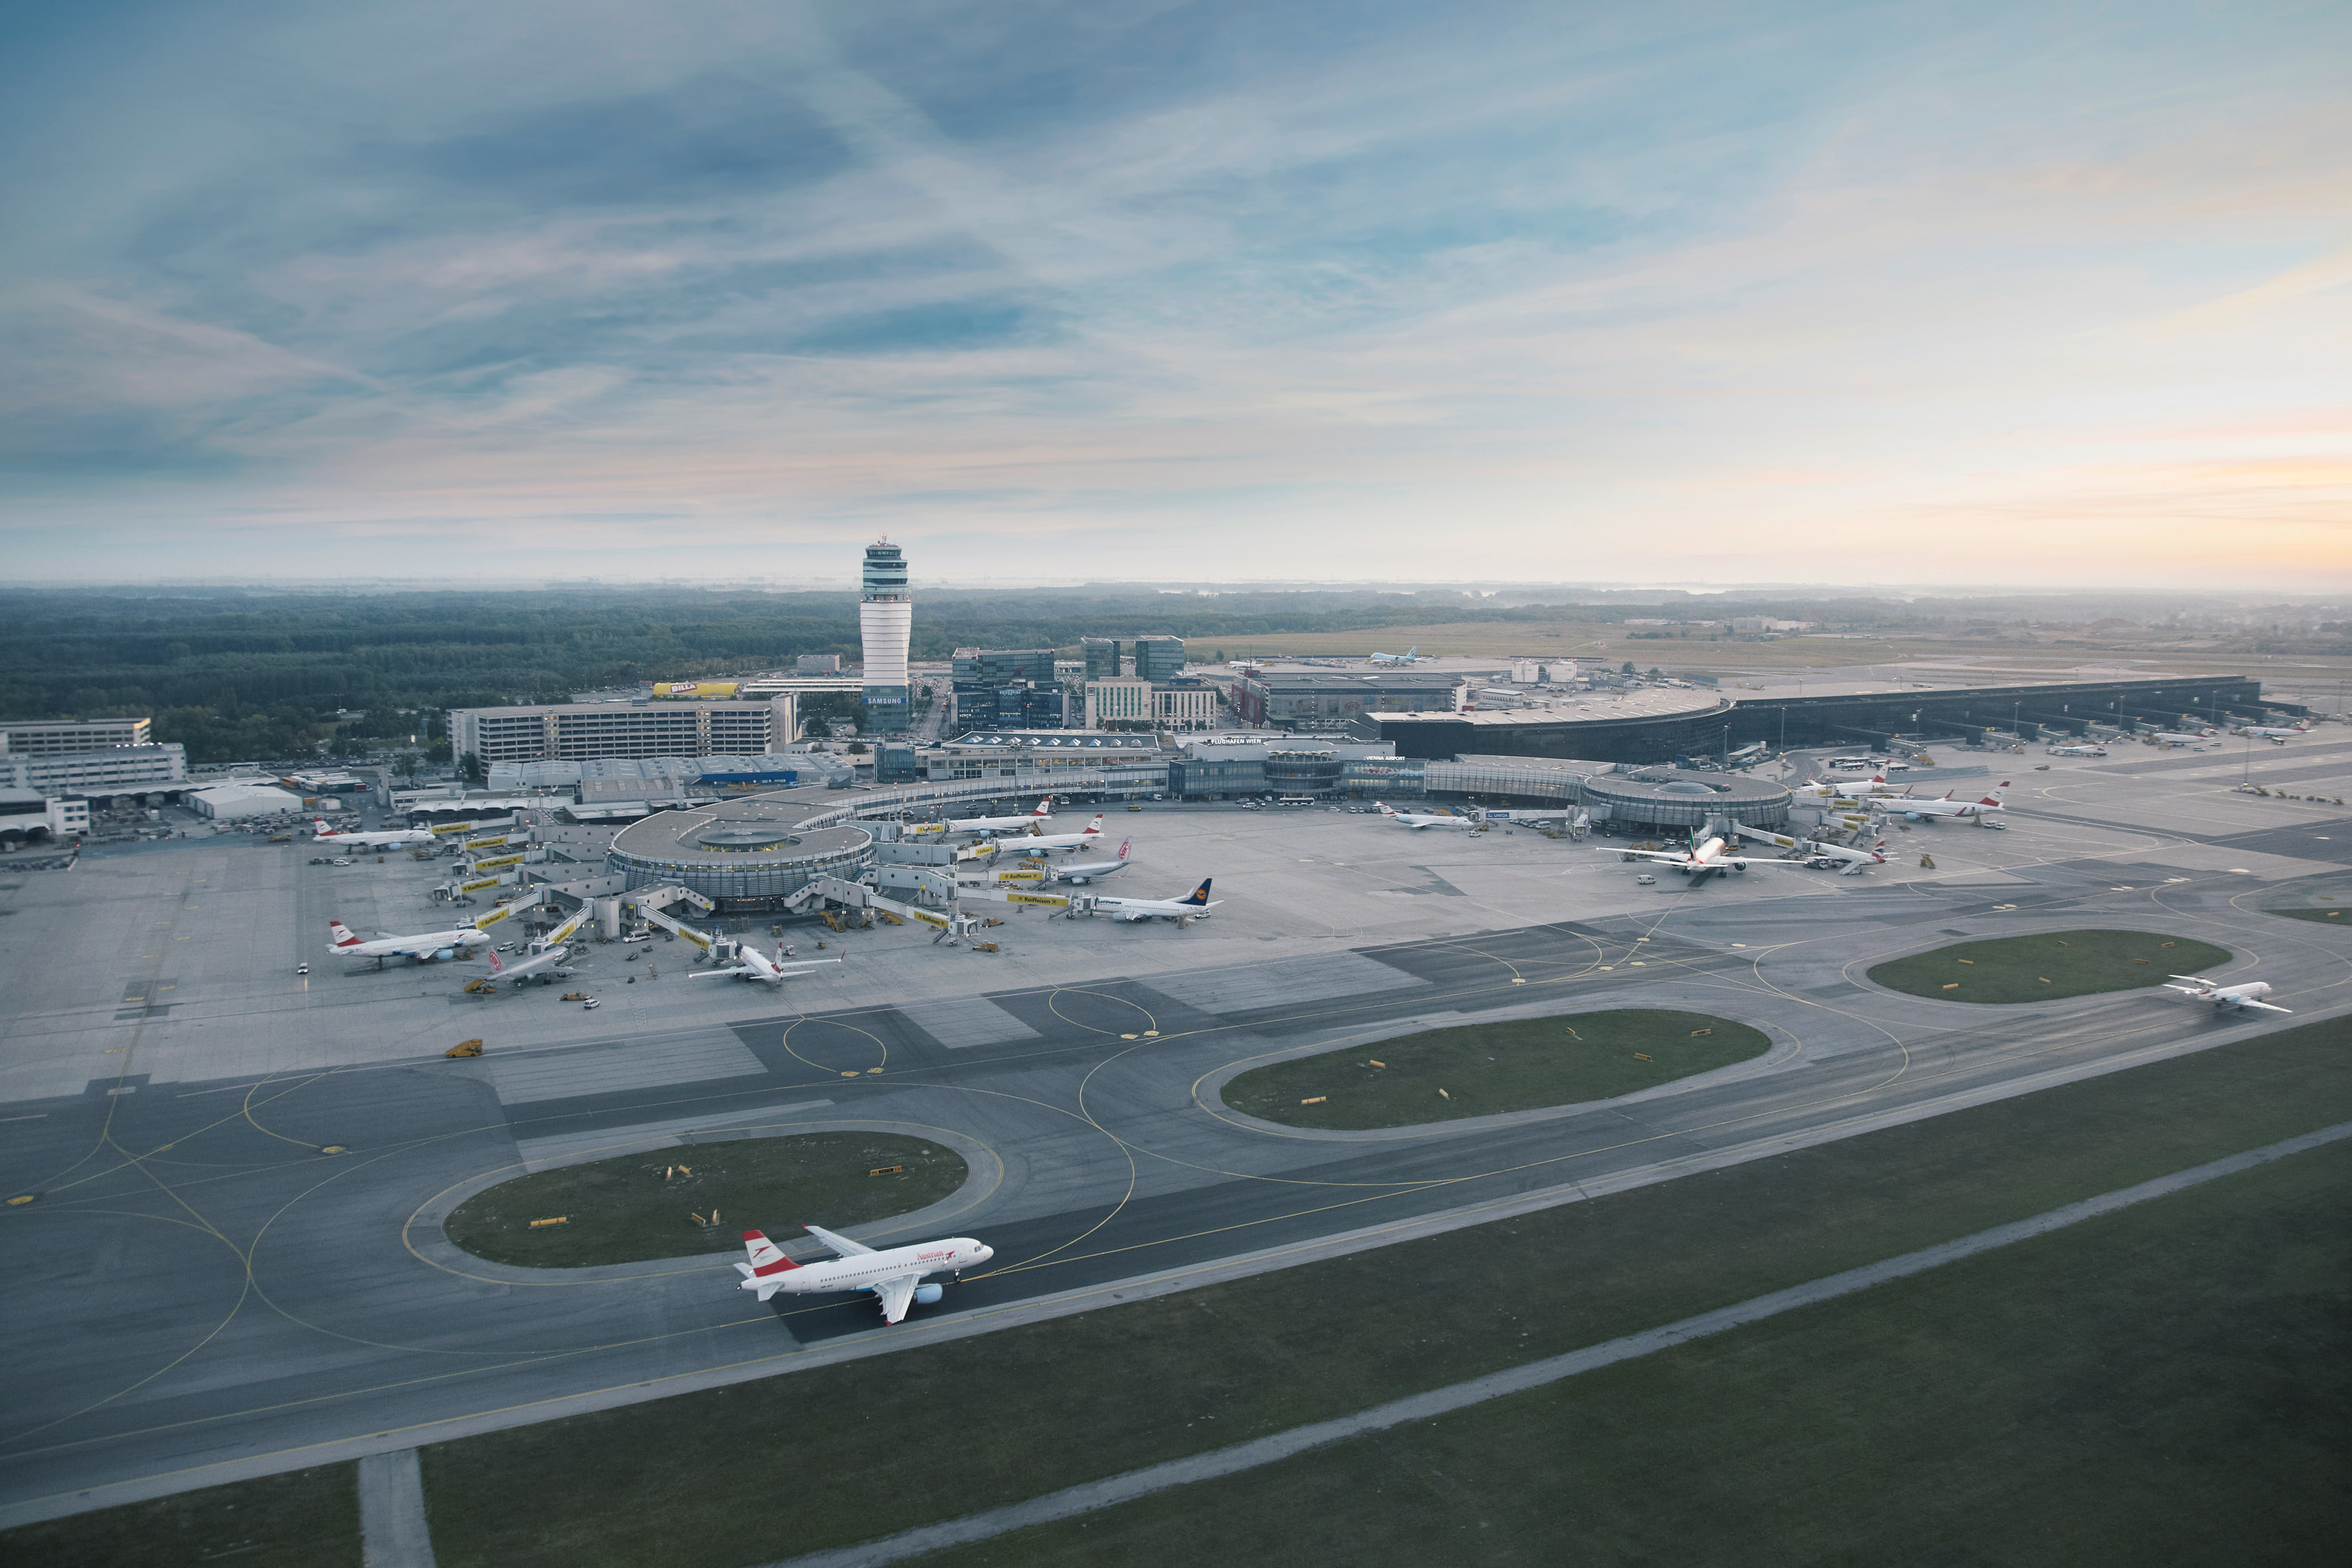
446,697,799,766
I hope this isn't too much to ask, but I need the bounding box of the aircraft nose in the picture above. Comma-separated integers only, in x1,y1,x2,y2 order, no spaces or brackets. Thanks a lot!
974,1245,994,1263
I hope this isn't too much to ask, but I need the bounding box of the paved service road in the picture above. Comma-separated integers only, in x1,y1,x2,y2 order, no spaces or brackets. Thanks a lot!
3,806,2350,1520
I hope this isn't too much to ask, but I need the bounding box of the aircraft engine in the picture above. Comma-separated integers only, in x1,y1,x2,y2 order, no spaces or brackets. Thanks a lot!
913,1283,944,1304
433,947,457,961
1730,860,1747,871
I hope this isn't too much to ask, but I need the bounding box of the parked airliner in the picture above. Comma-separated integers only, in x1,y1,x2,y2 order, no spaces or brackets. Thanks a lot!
692,944,843,985
1049,838,1133,884
327,919,491,967
313,819,437,848
1087,878,1220,923
1870,783,2008,822
1013,814,1105,852
1375,802,1479,830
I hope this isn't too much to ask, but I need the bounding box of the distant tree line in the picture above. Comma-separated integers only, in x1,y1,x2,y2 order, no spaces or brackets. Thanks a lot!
1,583,2219,763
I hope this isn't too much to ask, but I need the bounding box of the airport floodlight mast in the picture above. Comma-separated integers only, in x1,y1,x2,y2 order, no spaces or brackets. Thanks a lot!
860,538,912,734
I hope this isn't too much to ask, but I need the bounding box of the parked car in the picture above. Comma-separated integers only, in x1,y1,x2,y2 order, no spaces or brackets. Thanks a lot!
331,857,353,866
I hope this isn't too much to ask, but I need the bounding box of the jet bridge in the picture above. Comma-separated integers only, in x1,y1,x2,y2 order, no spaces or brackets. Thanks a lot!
622,884,722,952
783,874,1089,944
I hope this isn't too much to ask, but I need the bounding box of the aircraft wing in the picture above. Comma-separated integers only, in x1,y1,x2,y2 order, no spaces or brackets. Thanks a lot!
804,1222,876,1258
872,1273,919,1324
1602,848,1686,865
2240,998,2294,1013
690,965,750,980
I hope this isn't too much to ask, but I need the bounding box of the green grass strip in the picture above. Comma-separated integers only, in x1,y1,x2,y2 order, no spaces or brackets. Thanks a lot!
921,1134,2351,1567
0,1464,358,1568
445,1133,966,1267
2264,907,2351,924
1223,1009,1769,1129
1868,927,2230,1003
411,1013,2352,1568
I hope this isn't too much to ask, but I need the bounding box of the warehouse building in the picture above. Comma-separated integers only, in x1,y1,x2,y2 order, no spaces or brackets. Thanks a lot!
447,696,799,766
0,788,89,847
189,783,306,821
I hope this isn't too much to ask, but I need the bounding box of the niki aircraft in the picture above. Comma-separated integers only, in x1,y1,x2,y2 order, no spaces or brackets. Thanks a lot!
1049,838,1134,884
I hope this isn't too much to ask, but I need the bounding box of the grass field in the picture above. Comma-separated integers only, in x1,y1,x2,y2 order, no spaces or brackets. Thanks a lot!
2264,906,2352,925
396,1014,2352,1568
925,1137,2351,1568
1221,1010,1769,1129
443,1133,967,1267
0,1464,358,1568
1867,928,2231,1004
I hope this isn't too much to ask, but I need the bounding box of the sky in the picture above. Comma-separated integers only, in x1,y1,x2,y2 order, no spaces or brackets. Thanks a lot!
2,0,2347,591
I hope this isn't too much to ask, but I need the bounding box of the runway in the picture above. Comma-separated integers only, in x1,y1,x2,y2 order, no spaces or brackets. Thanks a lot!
4,783,2351,1521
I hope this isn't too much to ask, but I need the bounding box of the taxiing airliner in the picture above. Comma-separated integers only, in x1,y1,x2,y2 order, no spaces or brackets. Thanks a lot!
736,1223,992,1323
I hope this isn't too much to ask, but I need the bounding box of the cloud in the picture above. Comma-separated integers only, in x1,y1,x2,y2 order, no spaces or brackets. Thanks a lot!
1,1,2347,589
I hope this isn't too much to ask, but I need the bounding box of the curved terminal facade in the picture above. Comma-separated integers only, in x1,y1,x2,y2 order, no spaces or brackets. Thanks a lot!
605,796,873,910
859,540,912,732
1581,769,1792,831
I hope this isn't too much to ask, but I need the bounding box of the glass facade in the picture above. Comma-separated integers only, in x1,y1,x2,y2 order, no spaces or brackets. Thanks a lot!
1264,749,1344,797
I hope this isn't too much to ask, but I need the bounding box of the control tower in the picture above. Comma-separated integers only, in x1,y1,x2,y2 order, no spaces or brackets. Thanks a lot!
859,539,911,732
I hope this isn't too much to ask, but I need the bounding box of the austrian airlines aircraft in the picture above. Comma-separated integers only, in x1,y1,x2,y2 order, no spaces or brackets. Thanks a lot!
313,819,436,848
1375,802,1478,830
2163,975,2291,1013
1602,832,1810,885
941,797,1054,834
1731,823,1887,875
2237,726,2305,743
1871,783,2008,822
1014,814,1105,852
327,919,491,966
2046,744,2107,757
736,1223,993,1323
691,945,843,985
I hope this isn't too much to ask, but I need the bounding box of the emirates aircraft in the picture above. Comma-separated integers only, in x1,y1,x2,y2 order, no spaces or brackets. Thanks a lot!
1011,814,1105,852
327,919,491,967
736,1223,993,1323
313,819,436,848
1871,783,2007,822
2163,975,2292,1014
1375,802,1479,830
692,944,843,985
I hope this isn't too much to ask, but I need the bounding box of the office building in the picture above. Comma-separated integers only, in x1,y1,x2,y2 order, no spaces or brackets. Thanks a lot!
1084,678,1154,729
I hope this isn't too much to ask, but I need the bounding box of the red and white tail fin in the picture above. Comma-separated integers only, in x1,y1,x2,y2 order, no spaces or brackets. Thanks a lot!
1116,839,1131,860
742,1229,798,1275
1081,815,1103,834
1981,781,2009,805
1030,796,1054,817
328,921,362,948
488,951,503,973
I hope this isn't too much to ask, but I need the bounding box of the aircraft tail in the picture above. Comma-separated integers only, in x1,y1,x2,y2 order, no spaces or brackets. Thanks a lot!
487,951,503,973
328,921,363,948
1178,878,1213,906
1031,796,1054,817
1375,801,1395,816
1981,781,2009,805
742,1229,800,1288
1116,839,1131,861
1082,815,1103,834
